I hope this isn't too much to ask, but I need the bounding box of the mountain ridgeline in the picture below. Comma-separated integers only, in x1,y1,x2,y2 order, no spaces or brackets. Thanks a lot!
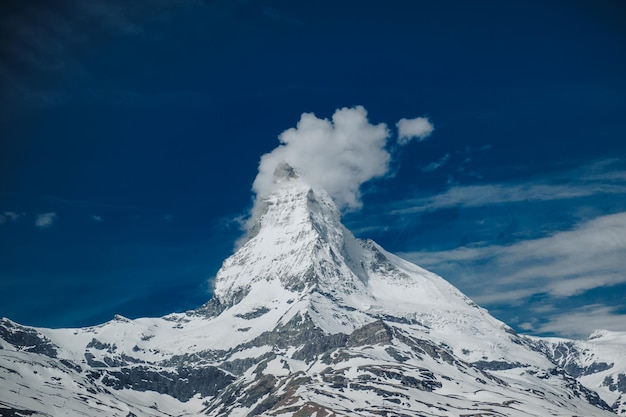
1,164,625,416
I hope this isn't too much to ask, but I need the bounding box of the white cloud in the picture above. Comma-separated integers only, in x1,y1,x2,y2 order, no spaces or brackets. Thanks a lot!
253,106,436,215
253,106,392,210
396,117,434,145
35,212,57,229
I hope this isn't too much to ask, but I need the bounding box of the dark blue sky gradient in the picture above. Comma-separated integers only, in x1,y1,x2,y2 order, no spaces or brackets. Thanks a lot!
1,0,625,336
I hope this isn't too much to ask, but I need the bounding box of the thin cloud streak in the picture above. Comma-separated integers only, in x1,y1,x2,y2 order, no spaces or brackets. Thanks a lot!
422,153,450,172
392,182,626,214
389,160,626,215
0,211,24,224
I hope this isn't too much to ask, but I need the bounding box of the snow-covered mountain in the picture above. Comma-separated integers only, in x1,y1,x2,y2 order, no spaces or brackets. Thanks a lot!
530,330,626,414
1,164,624,416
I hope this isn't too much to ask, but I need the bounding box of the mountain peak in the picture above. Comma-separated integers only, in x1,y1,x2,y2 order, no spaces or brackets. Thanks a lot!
212,176,352,311
272,161,299,183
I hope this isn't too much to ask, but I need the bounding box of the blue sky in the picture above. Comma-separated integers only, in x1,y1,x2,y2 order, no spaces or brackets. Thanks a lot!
1,0,625,339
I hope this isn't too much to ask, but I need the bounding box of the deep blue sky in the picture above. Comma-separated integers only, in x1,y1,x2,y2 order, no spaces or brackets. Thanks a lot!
1,0,625,338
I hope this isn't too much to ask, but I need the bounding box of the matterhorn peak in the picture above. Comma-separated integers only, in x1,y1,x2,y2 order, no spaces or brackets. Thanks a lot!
243,160,342,242
213,166,358,313
272,160,299,183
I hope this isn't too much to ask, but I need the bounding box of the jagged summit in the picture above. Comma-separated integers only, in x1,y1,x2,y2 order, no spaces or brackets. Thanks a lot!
212,168,371,335
272,161,299,183
215,166,345,300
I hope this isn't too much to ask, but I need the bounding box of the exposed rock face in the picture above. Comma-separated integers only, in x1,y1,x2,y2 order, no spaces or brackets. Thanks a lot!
603,374,626,393
0,319,58,358
534,339,614,377
1,167,625,416
100,365,234,402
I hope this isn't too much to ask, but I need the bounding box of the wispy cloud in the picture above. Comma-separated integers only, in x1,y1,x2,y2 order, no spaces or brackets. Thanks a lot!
392,182,626,214
4,211,23,221
422,154,450,172
35,212,57,229
391,160,626,214
0,211,24,224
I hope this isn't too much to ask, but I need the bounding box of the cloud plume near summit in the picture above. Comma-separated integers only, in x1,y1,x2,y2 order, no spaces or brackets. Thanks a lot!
252,106,433,212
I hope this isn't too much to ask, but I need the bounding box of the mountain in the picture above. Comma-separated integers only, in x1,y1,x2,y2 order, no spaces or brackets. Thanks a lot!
1,163,624,416
530,330,626,414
